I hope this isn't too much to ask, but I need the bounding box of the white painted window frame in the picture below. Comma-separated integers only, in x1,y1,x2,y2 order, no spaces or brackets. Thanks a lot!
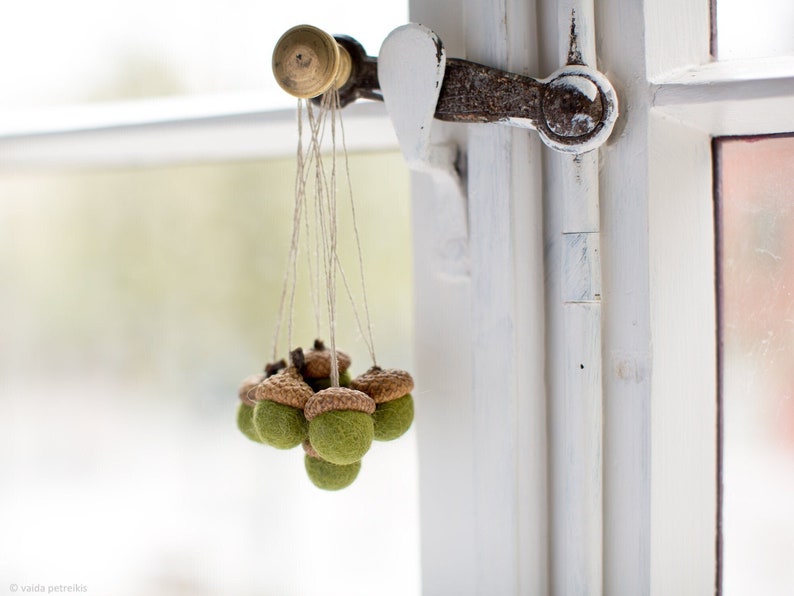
4,1,794,594
411,1,794,595
0,95,397,170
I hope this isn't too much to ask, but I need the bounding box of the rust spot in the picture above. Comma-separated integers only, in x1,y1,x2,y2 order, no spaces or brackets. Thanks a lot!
568,9,584,66
435,59,543,124
542,75,603,137
434,36,443,64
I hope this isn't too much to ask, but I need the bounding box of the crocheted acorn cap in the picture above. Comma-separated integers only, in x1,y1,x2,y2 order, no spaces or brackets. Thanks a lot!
237,373,266,407
254,366,314,409
350,366,415,404
304,386,376,421
301,339,352,380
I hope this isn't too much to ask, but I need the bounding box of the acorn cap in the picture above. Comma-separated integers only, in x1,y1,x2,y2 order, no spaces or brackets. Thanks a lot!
238,373,266,406
302,439,321,459
304,386,376,421
254,366,314,409
302,339,352,380
350,366,415,404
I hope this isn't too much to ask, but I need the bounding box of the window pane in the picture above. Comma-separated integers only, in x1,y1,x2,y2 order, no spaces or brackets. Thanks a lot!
718,135,794,594
0,153,418,595
715,0,794,60
0,2,406,109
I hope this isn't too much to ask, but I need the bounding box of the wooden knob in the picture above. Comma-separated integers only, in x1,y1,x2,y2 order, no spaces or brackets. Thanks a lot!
272,25,352,99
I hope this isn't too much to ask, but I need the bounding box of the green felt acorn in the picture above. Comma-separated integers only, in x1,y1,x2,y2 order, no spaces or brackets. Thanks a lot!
301,339,352,380
252,365,313,449
304,454,361,490
253,400,308,448
350,367,415,441
372,393,414,441
302,441,361,490
236,402,262,443
350,366,414,404
305,386,376,465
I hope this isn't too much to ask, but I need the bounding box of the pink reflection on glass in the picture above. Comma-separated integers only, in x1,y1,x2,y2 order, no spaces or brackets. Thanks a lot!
718,134,794,595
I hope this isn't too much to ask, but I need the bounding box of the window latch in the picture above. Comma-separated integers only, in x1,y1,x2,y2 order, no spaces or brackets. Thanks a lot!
273,23,618,157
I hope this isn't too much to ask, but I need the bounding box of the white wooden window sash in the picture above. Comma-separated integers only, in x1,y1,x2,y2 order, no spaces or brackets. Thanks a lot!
0,97,397,170
411,0,794,595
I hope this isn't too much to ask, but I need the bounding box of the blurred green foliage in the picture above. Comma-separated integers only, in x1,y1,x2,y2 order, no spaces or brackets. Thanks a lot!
0,153,412,405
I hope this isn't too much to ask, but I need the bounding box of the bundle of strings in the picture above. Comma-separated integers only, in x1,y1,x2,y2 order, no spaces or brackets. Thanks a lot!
271,90,378,380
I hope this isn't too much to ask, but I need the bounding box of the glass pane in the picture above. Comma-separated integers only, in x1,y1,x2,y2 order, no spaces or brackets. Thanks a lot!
718,135,794,594
715,0,794,60
0,153,418,595
0,2,407,109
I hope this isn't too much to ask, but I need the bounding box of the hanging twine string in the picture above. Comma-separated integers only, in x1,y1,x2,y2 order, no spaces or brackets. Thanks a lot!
272,88,379,382
310,89,379,381
271,98,307,362
307,91,341,386
301,100,326,340
336,105,378,367
326,90,340,386
304,92,338,386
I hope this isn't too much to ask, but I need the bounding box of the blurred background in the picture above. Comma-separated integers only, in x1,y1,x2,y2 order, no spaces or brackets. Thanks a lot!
0,2,418,595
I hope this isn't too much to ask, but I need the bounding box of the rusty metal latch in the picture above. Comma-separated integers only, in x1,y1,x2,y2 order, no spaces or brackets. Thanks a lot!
272,24,618,157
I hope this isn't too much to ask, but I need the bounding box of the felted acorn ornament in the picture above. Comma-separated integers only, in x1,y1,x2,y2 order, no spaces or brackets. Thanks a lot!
305,386,376,465
253,400,307,449
252,365,313,449
254,364,314,408
237,357,286,407
238,372,266,407
372,393,414,441
236,402,262,443
302,440,361,490
301,339,352,380
304,454,361,491
350,366,415,404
